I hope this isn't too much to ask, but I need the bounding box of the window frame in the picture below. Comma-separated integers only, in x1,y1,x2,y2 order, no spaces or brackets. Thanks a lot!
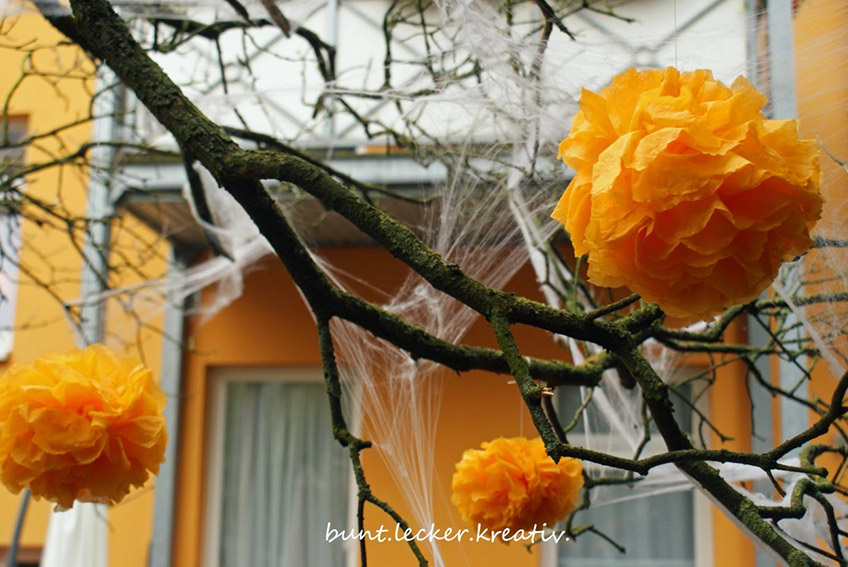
541,366,714,567
202,366,359,567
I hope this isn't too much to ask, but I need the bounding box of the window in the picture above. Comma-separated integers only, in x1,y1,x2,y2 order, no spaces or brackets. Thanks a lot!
0,116,26,169
556,486,695,567
0,117,25,361
204,367,353,567
551,375,711,567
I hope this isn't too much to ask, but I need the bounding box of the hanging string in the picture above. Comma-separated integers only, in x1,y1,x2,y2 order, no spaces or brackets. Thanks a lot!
673,0,679,68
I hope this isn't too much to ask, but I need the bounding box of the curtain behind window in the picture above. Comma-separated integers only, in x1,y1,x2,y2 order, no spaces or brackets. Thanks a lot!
219,381,350,567
556,487,694,567
557,384,696,567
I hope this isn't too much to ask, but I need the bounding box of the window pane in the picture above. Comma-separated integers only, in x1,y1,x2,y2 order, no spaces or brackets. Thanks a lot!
0,214,20,360
0,117,26,158
557,487,694,567
556,383,697,566
0,117,25,361
219,381,350,567
557,384,693,437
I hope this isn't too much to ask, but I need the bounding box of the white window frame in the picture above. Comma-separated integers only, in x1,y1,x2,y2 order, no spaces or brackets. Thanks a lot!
0,116,26,361
541,368,714,567
203,366,359,567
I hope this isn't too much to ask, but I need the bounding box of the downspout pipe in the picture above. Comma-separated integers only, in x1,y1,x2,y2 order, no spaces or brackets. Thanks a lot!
765,0,807,454
79,67,124,345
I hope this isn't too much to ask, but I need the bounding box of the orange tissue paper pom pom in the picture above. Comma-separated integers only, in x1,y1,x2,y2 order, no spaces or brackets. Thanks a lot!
553,67,822,320
0,344,168,510
451,437,583,534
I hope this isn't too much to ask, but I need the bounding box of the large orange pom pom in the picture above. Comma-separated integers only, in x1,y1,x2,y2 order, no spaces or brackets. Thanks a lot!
553,67,822,320
0,344,168,509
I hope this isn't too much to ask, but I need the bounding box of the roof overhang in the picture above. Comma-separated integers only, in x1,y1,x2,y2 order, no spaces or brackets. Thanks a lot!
114,155,446,254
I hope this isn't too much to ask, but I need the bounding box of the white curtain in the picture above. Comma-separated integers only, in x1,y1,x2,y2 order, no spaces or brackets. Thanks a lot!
40,503,108,567
218,382,350,567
